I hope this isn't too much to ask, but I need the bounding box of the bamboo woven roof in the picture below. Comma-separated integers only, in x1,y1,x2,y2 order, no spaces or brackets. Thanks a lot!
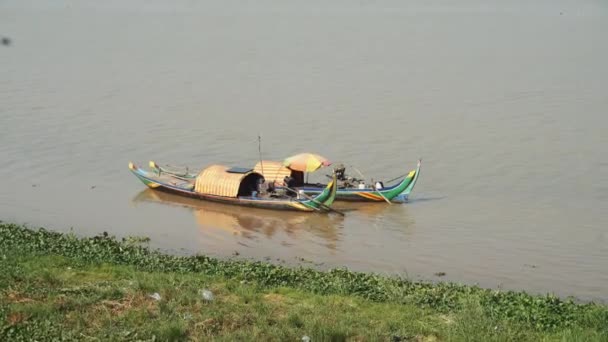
195,165,258,197
253,161,292,185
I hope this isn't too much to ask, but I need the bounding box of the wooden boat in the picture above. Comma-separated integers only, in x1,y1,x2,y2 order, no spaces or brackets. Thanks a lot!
253,159,421,203
128,161,338,212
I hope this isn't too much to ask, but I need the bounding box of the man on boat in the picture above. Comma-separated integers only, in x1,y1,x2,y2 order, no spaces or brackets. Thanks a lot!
283,175,299,197
252,177,266,197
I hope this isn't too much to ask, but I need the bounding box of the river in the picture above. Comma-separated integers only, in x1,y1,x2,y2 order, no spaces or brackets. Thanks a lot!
1,0,607,301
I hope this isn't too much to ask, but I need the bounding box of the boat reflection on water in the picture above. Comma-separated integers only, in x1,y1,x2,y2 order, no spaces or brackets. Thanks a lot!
132,189,347,250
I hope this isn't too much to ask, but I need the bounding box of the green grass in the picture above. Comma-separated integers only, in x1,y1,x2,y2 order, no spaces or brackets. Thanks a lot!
1,222,607,341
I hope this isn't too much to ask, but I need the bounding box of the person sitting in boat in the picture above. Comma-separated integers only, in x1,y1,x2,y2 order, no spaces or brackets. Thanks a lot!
252,177,266,197
283,175,298,197
266,181,276,195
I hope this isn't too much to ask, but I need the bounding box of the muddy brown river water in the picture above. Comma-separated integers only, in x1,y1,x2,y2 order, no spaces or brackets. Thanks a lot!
1,0,607,301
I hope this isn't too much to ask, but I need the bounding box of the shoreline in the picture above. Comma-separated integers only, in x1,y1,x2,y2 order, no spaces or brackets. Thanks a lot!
1,222,607,340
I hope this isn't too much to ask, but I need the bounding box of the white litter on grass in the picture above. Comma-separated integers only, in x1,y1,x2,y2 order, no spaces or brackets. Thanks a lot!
148,292,161,301
200,289,214,302
302,336,311,342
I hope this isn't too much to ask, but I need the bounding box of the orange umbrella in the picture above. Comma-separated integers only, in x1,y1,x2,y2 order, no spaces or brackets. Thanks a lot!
282,153,332,172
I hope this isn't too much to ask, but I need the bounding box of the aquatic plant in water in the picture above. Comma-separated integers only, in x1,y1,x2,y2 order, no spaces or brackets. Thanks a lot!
0,222,606,332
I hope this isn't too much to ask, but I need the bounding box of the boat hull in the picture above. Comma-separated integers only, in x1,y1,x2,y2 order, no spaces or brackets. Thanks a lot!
129,163,337,212
298,160,421,202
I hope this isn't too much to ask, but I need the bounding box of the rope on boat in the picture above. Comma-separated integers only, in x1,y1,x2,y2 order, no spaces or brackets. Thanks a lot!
385,172,410,184
347,164,408,185
163,164,190,174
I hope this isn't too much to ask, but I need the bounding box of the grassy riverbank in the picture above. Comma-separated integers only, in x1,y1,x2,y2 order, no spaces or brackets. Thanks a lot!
1,223,607,341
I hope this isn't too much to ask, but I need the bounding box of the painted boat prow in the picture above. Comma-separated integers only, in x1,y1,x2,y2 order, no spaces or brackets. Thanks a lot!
320,173,338,207
129,162,160,188
391,159,421,203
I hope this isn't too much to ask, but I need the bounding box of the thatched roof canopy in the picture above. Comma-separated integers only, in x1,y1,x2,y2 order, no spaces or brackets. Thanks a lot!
253,161,293,185
195,165,263,197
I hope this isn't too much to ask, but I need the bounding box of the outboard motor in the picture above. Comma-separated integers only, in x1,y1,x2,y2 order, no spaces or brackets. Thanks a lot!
334,163,346,181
